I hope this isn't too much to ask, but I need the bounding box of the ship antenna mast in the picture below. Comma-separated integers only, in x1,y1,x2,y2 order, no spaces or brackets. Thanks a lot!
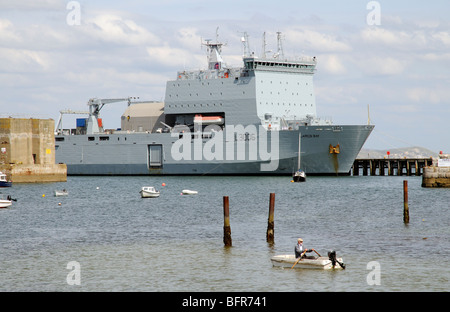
240,32,250,57
202,28,226,70
276,31,284,59
262,32,267,58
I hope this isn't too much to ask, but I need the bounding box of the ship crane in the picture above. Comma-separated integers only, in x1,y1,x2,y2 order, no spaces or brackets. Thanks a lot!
86,97,139,134
56,109,89,135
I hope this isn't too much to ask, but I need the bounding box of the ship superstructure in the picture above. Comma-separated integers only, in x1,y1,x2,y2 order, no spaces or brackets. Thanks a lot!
165,32,323,130
55,32,374,176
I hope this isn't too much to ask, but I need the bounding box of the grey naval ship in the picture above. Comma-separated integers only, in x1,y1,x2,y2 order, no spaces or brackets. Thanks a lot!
55,32,374,176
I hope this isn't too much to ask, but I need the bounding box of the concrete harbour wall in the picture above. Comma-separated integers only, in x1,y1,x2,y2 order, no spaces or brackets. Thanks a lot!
422,166,450,188
0,118,67,183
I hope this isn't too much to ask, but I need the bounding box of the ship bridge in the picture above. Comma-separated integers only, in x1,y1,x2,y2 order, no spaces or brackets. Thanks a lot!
243,56,316,74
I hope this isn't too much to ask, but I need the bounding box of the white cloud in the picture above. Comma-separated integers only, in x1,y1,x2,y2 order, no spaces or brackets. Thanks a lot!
176,27,201,50
317,54,347,75
146,45,204,69
360,56,408,76
360,27,427,50
81,14,161,46
0,47,51,72
432,31,450,46
420,53,450,61
406,87,443,105
285,29,351,53
0,0,63,10
0,19,21,43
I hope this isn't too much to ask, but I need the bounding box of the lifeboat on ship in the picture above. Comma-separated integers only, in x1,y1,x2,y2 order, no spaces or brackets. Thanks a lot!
193,114,224,125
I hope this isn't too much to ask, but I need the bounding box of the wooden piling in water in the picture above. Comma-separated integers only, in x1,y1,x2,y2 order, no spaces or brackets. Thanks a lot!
266,193,275,243
223,196,232,247
403,180,409,224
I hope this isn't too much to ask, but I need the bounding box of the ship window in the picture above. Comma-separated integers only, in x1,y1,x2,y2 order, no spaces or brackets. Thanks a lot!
100,136,109,141
88,137,95,141
55,137,65,142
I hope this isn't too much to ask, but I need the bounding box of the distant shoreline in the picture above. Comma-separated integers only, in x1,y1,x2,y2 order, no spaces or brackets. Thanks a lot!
358,146,438,159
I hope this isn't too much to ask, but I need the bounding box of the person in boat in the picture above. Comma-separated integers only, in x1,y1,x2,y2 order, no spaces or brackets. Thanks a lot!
295,238,316,259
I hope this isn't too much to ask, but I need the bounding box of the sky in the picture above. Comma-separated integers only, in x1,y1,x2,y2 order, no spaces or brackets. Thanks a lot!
1,0,449,153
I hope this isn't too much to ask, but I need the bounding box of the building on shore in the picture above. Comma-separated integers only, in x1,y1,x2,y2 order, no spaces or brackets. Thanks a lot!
0,118,67,183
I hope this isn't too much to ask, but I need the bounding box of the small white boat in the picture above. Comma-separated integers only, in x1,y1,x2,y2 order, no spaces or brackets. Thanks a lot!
0,195,13,208
140,186,160,198
0,171,12,187
54,189,69,197
271,253,345,270
181,189,198,195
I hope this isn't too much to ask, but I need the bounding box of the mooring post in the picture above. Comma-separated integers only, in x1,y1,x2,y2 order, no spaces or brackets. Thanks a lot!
403,180,409,224
267,193,275,243
223,196,232,247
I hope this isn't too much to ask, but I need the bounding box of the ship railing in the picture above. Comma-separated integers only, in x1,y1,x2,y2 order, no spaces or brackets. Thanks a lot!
177,68,243,80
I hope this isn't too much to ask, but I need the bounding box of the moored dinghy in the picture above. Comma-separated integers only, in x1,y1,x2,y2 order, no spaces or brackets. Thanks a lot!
54,189,68,197
271,251,345,270
181,189,198,195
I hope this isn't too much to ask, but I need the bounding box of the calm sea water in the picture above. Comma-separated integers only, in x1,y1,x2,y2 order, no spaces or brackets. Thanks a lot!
0,175,449,293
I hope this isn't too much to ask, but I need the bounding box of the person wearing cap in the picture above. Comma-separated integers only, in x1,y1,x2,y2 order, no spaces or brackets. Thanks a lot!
294,238,315,259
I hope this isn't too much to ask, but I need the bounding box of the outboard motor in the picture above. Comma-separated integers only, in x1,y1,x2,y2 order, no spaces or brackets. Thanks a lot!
328,250,337,266
328,250,345,269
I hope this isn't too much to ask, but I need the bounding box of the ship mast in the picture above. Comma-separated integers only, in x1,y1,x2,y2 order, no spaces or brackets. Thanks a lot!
203,27,226,70
261,32,267,59
275,31,284,59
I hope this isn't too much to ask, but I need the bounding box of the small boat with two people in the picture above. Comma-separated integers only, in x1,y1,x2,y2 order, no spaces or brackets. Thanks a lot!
140,186,160,198
0,171,12,187
271,250,345,270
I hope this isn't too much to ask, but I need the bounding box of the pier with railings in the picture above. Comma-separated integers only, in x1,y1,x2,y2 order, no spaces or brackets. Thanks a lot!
351,158,433,176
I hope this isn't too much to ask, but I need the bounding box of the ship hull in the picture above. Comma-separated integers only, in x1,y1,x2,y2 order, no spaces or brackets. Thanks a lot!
55,125,373,176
